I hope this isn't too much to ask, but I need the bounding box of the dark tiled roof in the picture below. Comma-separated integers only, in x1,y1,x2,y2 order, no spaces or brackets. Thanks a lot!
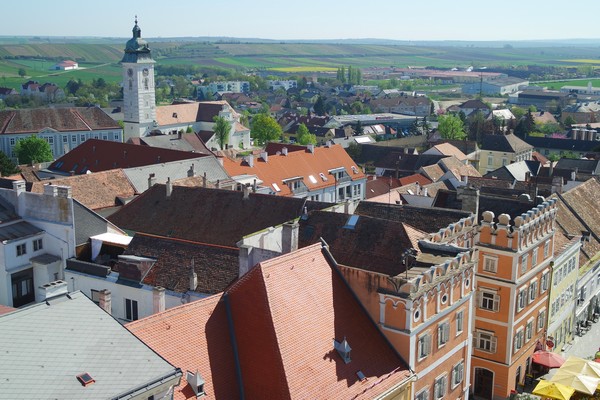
481,133,533,153
49,139,203,174
460,99,490,109
0,107,119,134
555,158,600,175
108,185,333,247
558,179,600,242
366,176,403,199
123,233,238,294
355,201,470,232
298,210,425,275
525,136,599,153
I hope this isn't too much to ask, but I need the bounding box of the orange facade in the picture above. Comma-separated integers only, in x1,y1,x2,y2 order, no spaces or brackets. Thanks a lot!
471,200,557,400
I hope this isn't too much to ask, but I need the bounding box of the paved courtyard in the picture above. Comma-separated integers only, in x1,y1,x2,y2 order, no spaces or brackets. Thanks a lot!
560,318,600,360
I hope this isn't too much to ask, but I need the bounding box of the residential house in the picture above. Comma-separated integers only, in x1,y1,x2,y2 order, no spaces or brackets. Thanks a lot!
0,87,18,100
198,81,249,96
20,81,65,102
223,143,366,203
0,289,181,399
267,79,297,91
479,133,533,174
53,60,78,70
452,99,491,118
128,242,416,400
369,95,431,116
561,101,600,124
128,131,213,155
154,101,251,150
423,142,468,163
0,107,121,159
0,181,75,308
525,136,599,160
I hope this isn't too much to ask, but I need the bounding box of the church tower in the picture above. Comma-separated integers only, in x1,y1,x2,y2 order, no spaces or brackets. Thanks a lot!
121,17,156,140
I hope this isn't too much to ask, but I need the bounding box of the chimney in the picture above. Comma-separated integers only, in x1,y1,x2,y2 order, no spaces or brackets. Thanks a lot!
166,177,173,198
307,144,315,154
98,289,111,314
423,187,428,197
44,185,58,197
549,161,554,176
56,185,72,199
148,173,156,189
260,151,268,162
252,179,257,192
525,171,531,182
153,286,166,314
404,147,409,154
246,155,254,167
282,221,299,253
12,180,25,195
37,280,68,302
189,260,198,291
216,179,221,189
203,172,207,188
217,156,224,166
456,186,480,221
282,147,288,156
188,163,195,177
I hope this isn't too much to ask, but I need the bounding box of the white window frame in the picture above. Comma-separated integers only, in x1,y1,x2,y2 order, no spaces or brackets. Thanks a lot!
517,287,527,311
474,330,497,353
537,308,546,331
521,253,529,274
456,310,464,336
16,243,26,256
452,360,464,388
514,328,524,353
541,270,550,293
33,238,43,251
479,289,500,312
437,321,450,348
482,255,498,273
532,247,538,267
418,332,431,360
526,319,534,341
434,374,448,400
415,388,429,400
529,279,538,303
544,240,550,258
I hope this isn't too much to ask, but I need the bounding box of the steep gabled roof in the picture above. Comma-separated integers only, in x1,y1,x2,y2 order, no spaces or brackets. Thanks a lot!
426,142,467,161
30,169,136,210
123,233,239,294
366,176,403,199
555,158,600,175
298,211,426,275
108,185,332,247
226,243,412,399
49,139,203,174
481,133,533,153
155,101,233,126
223,144,365,197
0,107,119,134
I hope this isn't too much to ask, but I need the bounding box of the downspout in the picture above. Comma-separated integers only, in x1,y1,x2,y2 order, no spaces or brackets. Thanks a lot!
223,293,245,400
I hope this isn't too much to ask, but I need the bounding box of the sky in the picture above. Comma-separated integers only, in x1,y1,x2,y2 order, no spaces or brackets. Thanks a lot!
2,0,600,42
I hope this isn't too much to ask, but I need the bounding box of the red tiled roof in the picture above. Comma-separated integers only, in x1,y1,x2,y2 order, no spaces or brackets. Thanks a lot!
226,243,412,399
419,164,445,182
366,176,403,199
49,139,203,174
429,142,467,161
127,294,240,400
155,101,234,126
223,144,365,197
0,107,119,134
30,169,136,210
399,173,432,186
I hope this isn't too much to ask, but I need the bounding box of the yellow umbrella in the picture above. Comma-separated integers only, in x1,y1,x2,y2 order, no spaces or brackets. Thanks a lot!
550,369,600,395
533,379,576,400
561,356,600,379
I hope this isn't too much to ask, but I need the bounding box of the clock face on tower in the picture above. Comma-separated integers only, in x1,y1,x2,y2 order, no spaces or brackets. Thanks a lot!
127,68,133,77
143,68,149,76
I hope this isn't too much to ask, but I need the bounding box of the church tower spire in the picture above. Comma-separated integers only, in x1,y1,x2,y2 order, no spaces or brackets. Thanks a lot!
121,17,156,141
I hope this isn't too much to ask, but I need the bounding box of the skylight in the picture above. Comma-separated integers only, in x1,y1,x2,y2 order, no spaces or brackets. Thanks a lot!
272,183,281,192
343,215,359,230
308,175,318,184
76,373,95,387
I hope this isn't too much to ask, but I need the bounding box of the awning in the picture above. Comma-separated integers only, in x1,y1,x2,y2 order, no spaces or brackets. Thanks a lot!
533,380,575,400
532,350,566,368
550,369,599,395
90,233,132,262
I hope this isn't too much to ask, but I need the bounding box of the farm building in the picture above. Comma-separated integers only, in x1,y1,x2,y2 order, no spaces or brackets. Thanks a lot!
53,60,78,70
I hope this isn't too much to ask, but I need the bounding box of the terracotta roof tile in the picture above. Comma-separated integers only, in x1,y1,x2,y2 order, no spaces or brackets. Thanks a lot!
155,101,234,126
108,185,333,247
49,139,203,174
223,144,365,197
0,107,118,134
419,164,445,182
30,169,136,210
127,295,240,400
226,243,412,399
399,173,432,186
366,176,403,199
430,143,467,161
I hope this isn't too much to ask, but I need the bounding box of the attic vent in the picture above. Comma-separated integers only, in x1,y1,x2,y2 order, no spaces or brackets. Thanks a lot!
186,370,206,397
333,337,351,364
319,173,328,181
351,166,359,174
76,372,95,387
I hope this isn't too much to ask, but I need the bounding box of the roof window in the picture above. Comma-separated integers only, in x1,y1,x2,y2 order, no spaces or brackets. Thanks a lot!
272,183,281,192
351,166,359,174
308,175,318,184
319,173,328,182
186,370,206,397
76,372,95,387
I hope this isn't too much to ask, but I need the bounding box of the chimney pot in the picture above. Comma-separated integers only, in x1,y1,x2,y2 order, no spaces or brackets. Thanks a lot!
166,177,173,198
153,286,166,314
98,289,111,314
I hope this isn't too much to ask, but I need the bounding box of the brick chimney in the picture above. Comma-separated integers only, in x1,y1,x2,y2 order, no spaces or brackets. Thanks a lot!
98,289,112,314
12,180,26,195
307,144,315,154
457,186,480,221
153,286,166,314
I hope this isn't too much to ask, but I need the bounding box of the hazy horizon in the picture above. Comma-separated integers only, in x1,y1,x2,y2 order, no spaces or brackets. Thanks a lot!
3,0,600,42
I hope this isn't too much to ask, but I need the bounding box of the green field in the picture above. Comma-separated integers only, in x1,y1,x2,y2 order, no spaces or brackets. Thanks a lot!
540,79,600,90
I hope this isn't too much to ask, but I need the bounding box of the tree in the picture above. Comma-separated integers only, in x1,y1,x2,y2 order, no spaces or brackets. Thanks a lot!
296,123,317,145
437,114,466,140
0,151,19,176
213,116,232,150
354,120,363,135
313,96,326,116
345,142,362,162
18,68,26,78
251,114,282,146
13,136,53,165
510,106,526,120
563,116,576,128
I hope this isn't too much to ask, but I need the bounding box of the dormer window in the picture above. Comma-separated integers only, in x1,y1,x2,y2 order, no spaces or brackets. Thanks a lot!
319,173,328,181
333,337,351,364
351,166,359,174
186,370,206,397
